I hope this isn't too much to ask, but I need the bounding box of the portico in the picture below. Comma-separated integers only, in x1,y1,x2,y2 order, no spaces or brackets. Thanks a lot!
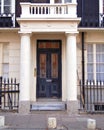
17,0,80,113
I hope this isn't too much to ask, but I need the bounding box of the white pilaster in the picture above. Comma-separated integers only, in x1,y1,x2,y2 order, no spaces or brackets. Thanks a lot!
20,33,31,102
66,33,77,101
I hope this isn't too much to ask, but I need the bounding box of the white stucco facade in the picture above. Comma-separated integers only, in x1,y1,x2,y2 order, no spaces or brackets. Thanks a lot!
1,1,104,113
0,29,104,113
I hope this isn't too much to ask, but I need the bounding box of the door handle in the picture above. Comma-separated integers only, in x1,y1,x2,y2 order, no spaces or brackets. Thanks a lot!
46,79,52,82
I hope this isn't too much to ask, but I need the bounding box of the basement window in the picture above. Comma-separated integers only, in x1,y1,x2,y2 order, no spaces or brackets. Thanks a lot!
95,104,104,111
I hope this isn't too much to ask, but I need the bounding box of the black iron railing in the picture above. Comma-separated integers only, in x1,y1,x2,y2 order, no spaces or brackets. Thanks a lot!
0,77,19,112
79,80,104,113
0,13,15,27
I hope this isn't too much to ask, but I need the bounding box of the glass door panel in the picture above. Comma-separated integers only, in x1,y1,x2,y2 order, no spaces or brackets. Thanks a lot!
40,54,46,78
51,53,58,78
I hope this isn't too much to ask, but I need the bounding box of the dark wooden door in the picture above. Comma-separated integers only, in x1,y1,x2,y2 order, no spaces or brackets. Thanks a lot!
37,40,61,98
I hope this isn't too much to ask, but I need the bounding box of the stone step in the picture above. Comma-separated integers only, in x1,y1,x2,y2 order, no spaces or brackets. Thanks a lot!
30,102,66,111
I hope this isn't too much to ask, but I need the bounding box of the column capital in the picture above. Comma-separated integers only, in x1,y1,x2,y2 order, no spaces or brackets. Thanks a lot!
18,31,32,37
65,32,78,37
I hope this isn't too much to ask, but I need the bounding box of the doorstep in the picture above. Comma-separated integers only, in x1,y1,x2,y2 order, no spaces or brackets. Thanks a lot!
30,101,66,111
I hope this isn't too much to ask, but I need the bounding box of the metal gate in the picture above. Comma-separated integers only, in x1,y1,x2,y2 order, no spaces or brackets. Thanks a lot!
0,77,19,112
79,80,104,113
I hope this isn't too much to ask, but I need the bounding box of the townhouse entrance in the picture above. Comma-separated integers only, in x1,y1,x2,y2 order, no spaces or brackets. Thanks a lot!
36,40,62,98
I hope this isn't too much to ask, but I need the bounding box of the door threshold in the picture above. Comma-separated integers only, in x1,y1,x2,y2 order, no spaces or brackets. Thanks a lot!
37,98,62,102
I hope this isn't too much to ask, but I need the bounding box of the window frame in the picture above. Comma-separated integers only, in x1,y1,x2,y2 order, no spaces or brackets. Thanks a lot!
52,0,72,4
0,0,15,14
2,63,9,79
86,43,104,81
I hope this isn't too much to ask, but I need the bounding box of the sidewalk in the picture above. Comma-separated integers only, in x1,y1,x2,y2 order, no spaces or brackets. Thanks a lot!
0,111,104,130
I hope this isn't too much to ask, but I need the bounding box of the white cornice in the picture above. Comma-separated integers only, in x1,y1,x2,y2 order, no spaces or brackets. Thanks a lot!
78,27,104,32
0,28,19,32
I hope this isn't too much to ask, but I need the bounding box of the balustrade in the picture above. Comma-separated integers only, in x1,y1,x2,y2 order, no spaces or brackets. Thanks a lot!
30,4,67,15
20,3,77,18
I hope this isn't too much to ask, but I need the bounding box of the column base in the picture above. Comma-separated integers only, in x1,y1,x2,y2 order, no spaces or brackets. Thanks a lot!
67,100,78,114
19,101,30,114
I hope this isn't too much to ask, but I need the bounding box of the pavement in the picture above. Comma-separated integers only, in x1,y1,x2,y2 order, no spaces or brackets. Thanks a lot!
0,111,104,130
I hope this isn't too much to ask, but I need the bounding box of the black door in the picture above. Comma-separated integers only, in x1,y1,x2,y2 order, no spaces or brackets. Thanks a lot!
37,40,61,98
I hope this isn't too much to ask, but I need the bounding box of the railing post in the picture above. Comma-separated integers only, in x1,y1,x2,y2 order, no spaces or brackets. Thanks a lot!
50,5,54,15
0,77,2,108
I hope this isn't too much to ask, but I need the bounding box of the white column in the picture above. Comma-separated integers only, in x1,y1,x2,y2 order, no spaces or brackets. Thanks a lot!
20,33,31,102
66,33,77,101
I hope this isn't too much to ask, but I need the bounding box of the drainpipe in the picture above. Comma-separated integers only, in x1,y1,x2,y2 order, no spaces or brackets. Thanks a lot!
82,32,85,108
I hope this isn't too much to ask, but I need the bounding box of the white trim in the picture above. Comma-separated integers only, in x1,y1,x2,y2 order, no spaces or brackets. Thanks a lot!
99,0,103,14
1,0,3,13
99,0,104,26
11,0,15,27
93,44,96,81
11,0,15,13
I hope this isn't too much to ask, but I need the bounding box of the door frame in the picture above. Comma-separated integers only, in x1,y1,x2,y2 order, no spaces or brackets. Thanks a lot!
36,40,62,98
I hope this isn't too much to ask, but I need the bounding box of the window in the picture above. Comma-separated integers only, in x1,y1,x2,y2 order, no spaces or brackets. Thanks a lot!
87,44,93,80
0,0,11,14
2,44,9,79
55,0,62,3
64,0,72,3
96,44,104,80
87,44,104,81
55,0,71,3
2,63,9,79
